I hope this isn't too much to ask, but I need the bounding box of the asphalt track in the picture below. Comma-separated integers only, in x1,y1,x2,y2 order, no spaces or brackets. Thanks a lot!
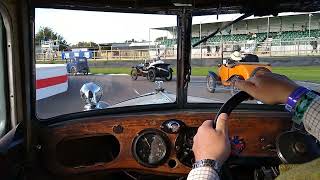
36,75,320,119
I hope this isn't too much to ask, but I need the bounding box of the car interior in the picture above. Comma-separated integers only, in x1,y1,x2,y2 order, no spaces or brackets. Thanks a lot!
0,0,320,180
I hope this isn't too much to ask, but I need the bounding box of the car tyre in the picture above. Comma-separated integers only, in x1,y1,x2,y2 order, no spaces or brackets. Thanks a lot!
165,68,173,81
148,69,156,82
131,68,138,80
83,69,89,75
71,67,77,76
206,75,217,93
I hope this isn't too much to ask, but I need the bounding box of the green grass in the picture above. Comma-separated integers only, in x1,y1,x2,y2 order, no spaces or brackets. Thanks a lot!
36,60,65,64
190,66,320,83
272,66,320,83
90,66,320,83
90,67,132,74
191,67,218,76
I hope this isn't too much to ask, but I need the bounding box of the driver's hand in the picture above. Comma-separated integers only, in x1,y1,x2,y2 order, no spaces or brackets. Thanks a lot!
192,113,231,164
235,73,299,104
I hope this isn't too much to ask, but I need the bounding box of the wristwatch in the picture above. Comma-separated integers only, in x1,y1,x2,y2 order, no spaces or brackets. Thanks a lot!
192,159,221,172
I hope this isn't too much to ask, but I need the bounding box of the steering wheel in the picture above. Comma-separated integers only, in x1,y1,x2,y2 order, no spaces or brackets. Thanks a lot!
213,91,251,127
212,91,252,180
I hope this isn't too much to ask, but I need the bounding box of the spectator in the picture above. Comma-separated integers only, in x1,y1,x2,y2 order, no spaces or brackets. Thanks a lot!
207,46,211,56
214,46,220,56
311,40,318,53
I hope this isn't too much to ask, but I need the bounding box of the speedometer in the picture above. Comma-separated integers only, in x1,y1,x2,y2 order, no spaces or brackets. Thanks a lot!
132,129,170,167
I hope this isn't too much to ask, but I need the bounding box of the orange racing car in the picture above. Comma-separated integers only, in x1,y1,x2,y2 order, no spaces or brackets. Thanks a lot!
206,51,272,94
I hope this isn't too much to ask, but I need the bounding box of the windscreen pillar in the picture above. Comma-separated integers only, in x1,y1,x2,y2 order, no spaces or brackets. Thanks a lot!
176,10,192,108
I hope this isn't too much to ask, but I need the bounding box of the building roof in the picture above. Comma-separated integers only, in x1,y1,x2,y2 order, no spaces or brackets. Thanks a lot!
32,0,320,16
152,12,319,31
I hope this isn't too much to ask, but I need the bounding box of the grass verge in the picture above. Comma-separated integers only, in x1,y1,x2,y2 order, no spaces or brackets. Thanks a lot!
90,67,131,74
90,66,320,83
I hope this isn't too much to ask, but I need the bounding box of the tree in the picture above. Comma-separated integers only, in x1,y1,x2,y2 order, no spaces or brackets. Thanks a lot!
71,41,98,48
35,27,69,50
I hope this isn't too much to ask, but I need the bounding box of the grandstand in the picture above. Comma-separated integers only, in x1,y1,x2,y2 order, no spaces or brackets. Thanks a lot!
152,12,320,56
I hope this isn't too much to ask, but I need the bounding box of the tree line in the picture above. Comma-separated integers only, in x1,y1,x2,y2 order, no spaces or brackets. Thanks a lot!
36,26,160,51
35,27,99,50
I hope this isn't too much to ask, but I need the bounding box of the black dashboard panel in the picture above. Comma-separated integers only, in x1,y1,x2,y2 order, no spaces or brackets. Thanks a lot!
56,134,120,167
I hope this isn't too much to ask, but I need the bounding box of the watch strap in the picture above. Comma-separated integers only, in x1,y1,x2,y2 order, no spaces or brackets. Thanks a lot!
292,90,318,124
285,86,310,112
192,159,221,172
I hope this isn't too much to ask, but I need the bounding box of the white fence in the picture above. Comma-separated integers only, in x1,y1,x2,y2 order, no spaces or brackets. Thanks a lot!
36,39,320,61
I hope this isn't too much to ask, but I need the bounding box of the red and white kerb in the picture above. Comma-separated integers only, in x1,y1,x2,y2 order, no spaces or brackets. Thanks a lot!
36,64,68,100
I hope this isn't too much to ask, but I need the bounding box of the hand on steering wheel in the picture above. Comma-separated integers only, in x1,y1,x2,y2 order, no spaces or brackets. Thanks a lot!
193,73,300,163
193,113,231,164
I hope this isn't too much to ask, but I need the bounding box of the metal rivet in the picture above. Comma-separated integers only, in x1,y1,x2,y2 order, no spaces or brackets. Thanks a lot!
113,125,124,134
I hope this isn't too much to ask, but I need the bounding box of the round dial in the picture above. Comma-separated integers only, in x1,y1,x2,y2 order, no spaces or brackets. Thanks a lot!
132,129,170,167
175,127,197,167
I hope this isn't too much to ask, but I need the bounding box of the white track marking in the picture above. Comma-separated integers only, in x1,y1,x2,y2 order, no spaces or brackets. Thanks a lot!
133,89,141,96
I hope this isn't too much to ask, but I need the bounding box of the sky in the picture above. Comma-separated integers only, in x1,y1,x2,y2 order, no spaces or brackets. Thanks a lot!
35,8,241,45
35,8,309,45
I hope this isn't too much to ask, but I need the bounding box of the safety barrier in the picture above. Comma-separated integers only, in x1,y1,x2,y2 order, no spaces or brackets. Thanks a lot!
36,64,68,100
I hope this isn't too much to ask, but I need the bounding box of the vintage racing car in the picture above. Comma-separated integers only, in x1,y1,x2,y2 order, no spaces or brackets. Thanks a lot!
206,53,271,94
131,58,173,82
66,57,90,76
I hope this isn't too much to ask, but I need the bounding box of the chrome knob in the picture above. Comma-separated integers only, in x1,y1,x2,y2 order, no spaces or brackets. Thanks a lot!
161,119,185,134
168,121,180,133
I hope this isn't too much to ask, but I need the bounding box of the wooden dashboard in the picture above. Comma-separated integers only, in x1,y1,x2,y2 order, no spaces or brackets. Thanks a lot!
39,110,292,175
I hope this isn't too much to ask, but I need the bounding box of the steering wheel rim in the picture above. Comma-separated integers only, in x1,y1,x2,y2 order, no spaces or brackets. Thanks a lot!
213,91,252,180
213,91,252,128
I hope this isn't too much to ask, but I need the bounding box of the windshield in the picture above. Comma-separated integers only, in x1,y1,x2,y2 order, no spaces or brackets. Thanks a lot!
35,9,177,119
188,13,320,104
35,9,320,119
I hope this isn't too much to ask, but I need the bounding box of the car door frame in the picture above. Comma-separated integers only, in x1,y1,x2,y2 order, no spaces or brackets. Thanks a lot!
0,0,34,166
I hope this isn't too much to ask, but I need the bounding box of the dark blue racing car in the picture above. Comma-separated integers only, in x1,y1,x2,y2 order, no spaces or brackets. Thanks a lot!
66,57,90,76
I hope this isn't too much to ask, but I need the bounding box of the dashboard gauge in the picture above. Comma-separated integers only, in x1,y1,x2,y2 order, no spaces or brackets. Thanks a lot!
132,129,170,167
175,127,197,167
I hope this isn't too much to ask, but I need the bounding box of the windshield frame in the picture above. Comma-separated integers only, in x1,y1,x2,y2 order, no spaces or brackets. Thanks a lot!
33,8,184,121
32,7,286,123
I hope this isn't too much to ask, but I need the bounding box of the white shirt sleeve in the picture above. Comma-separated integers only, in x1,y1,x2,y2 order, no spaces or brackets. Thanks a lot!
303,95,320,140
187,167,220,180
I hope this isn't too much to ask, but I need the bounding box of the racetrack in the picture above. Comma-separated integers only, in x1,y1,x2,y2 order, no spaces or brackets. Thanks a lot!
36,75,320,119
